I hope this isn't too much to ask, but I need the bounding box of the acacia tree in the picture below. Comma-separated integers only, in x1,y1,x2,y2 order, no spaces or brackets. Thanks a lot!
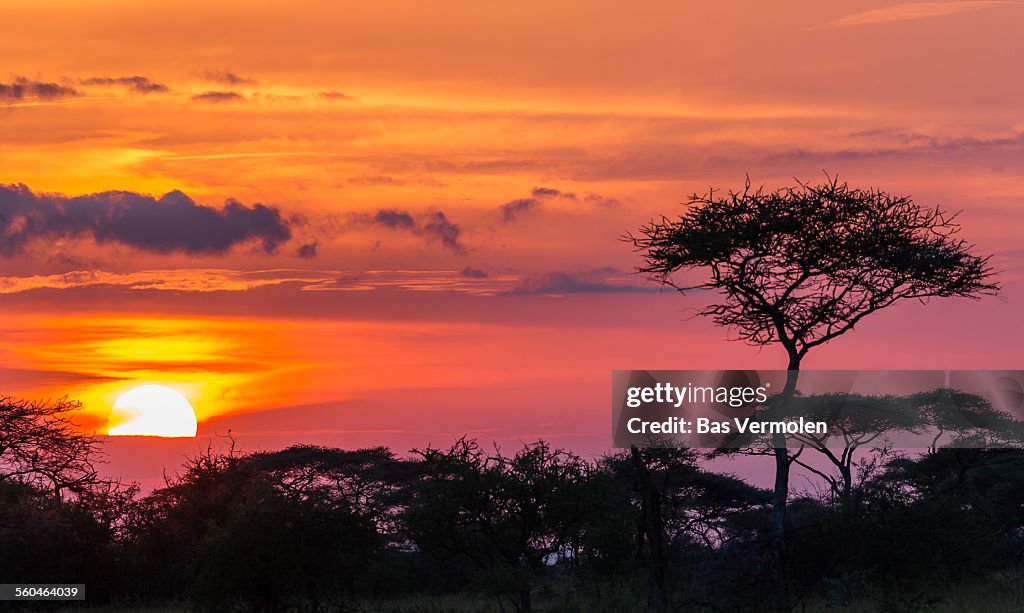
781,389,1024,500
627,177,998,542
772,393,920,500
908,387,1024,451
0,396,103,499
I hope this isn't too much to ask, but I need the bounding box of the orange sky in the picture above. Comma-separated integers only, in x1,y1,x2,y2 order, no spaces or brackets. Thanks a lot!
2,0,1024,484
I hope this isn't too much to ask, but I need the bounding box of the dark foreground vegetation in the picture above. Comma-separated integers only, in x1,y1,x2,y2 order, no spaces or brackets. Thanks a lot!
4,397,1024,612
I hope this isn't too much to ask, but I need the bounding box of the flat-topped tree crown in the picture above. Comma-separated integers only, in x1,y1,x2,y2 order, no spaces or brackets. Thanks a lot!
627,177,1000,363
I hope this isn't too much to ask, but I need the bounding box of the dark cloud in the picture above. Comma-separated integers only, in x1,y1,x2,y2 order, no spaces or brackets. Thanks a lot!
0,77,79,101
583,193,622,207
204,70,257,85
531,186,577,201
500,198,540,223
507,271,658,295
0,184,292,257
500,186,619,222
296,242,319,258
461,266,488,279
372,209,416,229
358,208,464,252
319,90,354,101
192,91,245,103
80,76,169,94
420,211,462,252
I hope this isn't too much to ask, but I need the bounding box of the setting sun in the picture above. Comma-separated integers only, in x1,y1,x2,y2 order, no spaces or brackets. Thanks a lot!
108,385,198,438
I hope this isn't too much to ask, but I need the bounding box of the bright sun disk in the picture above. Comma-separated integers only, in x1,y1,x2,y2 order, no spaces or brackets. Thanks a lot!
108,384,198,438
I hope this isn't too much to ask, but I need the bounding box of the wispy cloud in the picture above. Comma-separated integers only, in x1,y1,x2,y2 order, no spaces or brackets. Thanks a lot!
498,186,620,223
461,266,487,279
191,90,245,103
319,90,354,102
499,198,540,223
815,1,1017,29
301,269,507,294
506,269,659,295
346,175,403,187
0,269,334,294
0,266,658,297
0,268,515,295
80,76,169,94
0,77,79,102
767,128,1024,163
203,70,257,85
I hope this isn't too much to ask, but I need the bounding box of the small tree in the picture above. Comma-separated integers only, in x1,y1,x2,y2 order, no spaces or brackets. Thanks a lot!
607,448,767,611
627,177,998,542
0,396,103,499
909,388,1024,451
768,393,922,500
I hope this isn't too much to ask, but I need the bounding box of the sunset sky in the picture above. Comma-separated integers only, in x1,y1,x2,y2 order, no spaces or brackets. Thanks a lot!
3,1,1024,486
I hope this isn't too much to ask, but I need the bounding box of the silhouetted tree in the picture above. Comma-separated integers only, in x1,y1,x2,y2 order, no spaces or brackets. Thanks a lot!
626,177,999,543
767,393,921,500
124,443,383,611
0,479,126,594
629,447,671,612
844,448,1024,594
0,396,135,601
249,444,415,541
0,396,104,499
404,438,590,613
611,447,768,611
908,387,1024,451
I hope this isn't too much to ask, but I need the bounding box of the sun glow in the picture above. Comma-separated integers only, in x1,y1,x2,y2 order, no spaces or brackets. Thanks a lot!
108,384,198,437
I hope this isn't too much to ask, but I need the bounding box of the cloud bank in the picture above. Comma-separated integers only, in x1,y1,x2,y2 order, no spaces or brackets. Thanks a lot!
0,184,292,256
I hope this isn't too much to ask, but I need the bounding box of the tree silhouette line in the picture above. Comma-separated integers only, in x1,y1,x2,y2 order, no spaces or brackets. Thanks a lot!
3,387,1024,612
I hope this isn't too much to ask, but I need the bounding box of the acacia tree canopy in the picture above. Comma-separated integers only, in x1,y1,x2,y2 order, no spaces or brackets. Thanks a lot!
627,177,999,363
0,396,102,498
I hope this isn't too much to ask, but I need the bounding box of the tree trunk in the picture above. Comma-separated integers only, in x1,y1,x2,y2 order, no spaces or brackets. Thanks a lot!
770,443,790,543
631,447,669,613
635,514,646,559
840,463,853,499
518,588,531,613
769,360,802,612
771,359,801,543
